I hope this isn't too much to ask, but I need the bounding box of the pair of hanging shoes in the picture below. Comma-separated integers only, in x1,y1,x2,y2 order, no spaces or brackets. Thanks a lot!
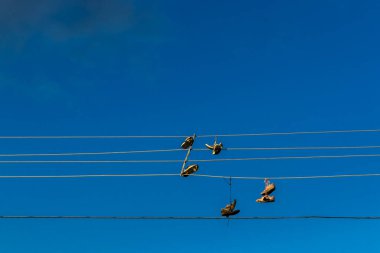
180,164,199,177
182,136,223,155
256,179,276,203
221,199,240,217
180,136,198,177
205,142,223,155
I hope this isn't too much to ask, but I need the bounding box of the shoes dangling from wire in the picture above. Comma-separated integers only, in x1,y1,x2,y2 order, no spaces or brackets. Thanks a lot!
205,141,223,155
256,179,276,203
180,164,199,177
221,199,240,217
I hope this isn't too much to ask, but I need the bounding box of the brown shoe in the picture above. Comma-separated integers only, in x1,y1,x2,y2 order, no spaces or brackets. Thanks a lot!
221,199,240,217
221,209,240,217
181,137,194,149
256,195,275,203
261,183,275,196
181,164,199,177
205,142,223,155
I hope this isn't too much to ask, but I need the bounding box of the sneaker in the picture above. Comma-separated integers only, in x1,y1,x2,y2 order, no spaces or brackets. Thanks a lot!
181,164,199,177
181,137,194,149
261,183,275,196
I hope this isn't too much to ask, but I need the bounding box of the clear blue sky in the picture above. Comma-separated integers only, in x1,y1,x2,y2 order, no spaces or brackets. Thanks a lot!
1,0,380,252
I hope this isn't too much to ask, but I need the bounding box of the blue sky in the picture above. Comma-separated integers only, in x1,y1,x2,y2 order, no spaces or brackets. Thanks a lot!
1,0,380,252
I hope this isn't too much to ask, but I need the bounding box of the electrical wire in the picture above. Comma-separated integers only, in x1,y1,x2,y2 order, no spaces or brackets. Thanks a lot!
194,173,380,180
0,215,379,220
0,160,183,164
0,149,184,157
3,153,380,163
190,153,380,162
217,145,380,151
0,173,380,180
198,129,380,138
1,128,380,139
0,174,180,179
0,135,187,139
1,145,379,157
2,145,380,157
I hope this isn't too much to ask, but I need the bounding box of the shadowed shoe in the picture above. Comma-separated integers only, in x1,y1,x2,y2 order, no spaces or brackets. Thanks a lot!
256,195,275,203
205,142,223,155
221,199,240,217
181,137,194,149
181,164,199,177
261,183,276,196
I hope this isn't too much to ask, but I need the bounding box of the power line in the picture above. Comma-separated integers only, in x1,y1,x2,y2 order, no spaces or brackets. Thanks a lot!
0,173,380,180
2,145,380,157
1,129,380,139
0,135,187,139
0,149,184,157
0,160,183,164
0,215,379,220
191,153,380,162
194,173,380,180
218,145,380,151
1,145,380,157
3,153,380,163
0,174,179,179
198,129,380,138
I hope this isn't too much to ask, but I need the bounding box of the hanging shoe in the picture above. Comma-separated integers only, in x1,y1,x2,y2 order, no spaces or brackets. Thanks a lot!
221,199,240,217
227,209,240,216
261,183,276,196
256,195,275,203
181,136,194,149
205,142,223,155
181,164,199,177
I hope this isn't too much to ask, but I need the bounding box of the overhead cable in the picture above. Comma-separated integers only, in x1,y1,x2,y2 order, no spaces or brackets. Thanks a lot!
191,153,380,162
0,135,187,139
0,173,380,180
198,129,380,138
0,149,184,157
194,173,380,180
0,160,183,164
217,145,380,151
1,129,380,139
0,174,180,179
3,153,380,163
0,215,379,220
1,146,380,157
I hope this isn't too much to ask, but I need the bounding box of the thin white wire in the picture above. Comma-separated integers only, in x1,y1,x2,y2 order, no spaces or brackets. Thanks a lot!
0,135,187,139
0,173,380,180
194,173,380,180
0,174,179,178
0,149,184,157
0,160,183,164
1,215,379,220
1,146,379,157
191,153,380,162
3,153,380,163
1,129,380,139
198,129,380,138
221,145,380,151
